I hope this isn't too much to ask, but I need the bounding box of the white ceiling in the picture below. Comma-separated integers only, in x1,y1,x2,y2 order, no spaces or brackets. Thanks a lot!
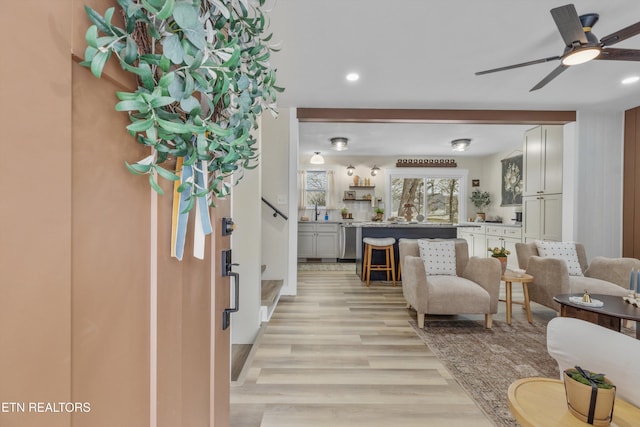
266,1,640,157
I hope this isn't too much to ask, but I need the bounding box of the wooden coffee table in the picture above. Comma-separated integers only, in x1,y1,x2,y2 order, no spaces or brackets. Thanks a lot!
501,272,534,325
553,293,640,339
508,377,640,426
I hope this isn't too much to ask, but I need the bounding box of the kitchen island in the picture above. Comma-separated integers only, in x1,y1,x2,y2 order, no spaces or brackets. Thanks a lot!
346,222,458,280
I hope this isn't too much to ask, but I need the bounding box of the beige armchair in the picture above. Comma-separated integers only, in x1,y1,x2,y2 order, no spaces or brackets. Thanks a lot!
399,239,501,329
515,242,640,311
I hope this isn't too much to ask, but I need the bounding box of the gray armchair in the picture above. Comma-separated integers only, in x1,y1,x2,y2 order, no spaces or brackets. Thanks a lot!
399,239,501,329
515,242,640,311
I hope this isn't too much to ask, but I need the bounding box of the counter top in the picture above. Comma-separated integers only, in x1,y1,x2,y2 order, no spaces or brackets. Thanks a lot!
345,222,456,228
457,222,522,228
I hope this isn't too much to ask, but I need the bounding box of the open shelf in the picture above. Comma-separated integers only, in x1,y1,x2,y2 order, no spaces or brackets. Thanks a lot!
343,199,374,202
349,185,375,189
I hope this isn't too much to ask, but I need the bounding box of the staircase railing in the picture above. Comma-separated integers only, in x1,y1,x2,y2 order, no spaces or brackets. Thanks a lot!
261,197,288,220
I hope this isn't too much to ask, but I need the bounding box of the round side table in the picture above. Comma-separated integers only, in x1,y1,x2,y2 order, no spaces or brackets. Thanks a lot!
500,271,534,325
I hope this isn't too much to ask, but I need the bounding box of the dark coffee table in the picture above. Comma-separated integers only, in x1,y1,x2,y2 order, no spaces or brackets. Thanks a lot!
553,293,640,339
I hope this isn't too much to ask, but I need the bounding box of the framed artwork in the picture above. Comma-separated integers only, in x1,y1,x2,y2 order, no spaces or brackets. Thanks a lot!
501,155,523,206
344,190,356,200
472,179,480,187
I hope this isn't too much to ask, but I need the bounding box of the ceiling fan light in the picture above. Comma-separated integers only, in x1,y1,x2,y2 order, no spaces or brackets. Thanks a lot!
451,138,471,152
561,46,601,66
310,152,325,164
346,165,355,176
330,137,349,151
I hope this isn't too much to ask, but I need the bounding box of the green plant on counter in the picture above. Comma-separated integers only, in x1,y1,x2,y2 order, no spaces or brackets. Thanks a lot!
470,190,491,212
375,207,384,214
81,0,282,210
341,207,349,214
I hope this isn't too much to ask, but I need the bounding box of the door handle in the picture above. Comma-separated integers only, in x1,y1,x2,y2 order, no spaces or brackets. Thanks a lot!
221,249,240,331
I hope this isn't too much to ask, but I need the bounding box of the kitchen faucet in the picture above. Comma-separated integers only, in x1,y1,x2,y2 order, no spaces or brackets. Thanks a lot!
314,202,320,221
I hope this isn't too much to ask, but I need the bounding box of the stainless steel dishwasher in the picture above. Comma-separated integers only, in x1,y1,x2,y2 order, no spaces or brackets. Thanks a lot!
339,224,357,260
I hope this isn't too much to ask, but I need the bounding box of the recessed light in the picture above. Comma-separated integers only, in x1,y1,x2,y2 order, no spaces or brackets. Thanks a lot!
346,72,360,82
622,76,640,85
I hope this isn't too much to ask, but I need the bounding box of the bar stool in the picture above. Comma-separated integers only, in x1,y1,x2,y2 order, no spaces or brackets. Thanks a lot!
362,237,396,287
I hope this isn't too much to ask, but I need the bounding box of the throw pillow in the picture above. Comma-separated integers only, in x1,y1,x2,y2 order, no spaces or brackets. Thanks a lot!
535,241,584,276
418,239,457,276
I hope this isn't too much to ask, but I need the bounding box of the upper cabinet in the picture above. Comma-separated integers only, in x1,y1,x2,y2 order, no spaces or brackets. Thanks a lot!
523,125,563,196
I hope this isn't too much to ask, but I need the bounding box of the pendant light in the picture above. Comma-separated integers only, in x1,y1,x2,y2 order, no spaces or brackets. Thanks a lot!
346,165,355,176
310,152,325,164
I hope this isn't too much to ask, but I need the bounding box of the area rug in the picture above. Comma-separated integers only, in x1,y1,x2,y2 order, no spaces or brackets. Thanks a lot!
410,318,559,427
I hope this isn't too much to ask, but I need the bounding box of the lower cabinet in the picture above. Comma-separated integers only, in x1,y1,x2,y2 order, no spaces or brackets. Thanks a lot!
457,225,486,258
523,194,562,242
298,223,339,258
486,226,522,270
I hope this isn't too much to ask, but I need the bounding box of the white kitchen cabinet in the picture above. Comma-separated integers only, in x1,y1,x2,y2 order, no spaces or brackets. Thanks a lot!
523,125,563,242
485,226,522,269
457,225,486,258
523,194,562,242
523,125,563,196
298,222,339,259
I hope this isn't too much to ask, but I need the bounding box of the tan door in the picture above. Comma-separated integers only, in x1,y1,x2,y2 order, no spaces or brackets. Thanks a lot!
211,198,232,426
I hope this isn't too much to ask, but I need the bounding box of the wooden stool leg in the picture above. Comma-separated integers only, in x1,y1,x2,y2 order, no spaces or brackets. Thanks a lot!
366,245,373,287
397,259,402,281
385,247,390,281
390,246,396,286
361,244,368,282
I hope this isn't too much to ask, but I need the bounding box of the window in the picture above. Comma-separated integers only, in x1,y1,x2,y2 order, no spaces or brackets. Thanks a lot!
387,169,467,223
305,170,327,207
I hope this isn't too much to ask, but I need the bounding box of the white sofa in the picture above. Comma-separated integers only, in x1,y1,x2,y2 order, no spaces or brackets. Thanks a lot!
547,317,640,407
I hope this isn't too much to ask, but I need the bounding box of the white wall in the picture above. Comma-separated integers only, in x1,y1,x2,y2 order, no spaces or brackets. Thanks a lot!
261,109,293,294
231,124,262,344
574,110,625,259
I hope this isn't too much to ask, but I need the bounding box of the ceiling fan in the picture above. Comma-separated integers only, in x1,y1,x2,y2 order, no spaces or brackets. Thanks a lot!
475,3,640,91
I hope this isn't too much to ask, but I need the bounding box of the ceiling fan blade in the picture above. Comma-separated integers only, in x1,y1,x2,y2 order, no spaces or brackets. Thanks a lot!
600,21,640,46
596,48,640,61
475,56,561,75
530,64,568,92
551,4,588,46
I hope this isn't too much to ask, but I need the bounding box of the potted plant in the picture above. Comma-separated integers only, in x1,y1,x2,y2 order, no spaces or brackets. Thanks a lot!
375,207,384,221
341,207,349,219
488,246,510,274
564,366,616,426
470,190,490,221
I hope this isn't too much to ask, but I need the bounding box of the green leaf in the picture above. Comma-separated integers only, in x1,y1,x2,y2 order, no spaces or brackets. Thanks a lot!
154,164,179,181
168,73,185,100
103,7,115,30
125,161,152,175
149,173,165,195
83,46,98,64
86,25,99,48
157,118,189,133
161,34,184,64
138,63,155,90
160,55,171,72
123,36,139,65
141,0,159,14
156,0,175,20
116,91,138,101
173,2,199,30
90,50,111,78
180,96,200,114
126,118,155,132
150,96,176,108
115,100,148,112
84,5,111,34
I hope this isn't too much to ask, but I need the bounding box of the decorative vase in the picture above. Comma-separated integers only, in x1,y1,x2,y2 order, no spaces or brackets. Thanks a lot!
563,369,616,426
353,175,359,186
497,257,507,274
376,212,383,221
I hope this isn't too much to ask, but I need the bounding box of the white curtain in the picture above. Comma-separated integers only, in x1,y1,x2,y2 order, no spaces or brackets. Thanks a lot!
298,170,306,209
326,170,335,209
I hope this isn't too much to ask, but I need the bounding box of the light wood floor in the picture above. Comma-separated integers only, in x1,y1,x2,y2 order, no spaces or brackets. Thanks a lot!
230,268,551,426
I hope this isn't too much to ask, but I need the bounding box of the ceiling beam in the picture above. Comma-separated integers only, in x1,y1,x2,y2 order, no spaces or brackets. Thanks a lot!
297,108,576,125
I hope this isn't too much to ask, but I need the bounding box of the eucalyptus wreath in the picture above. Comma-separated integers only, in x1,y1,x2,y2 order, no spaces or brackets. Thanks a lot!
81,0,282,210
